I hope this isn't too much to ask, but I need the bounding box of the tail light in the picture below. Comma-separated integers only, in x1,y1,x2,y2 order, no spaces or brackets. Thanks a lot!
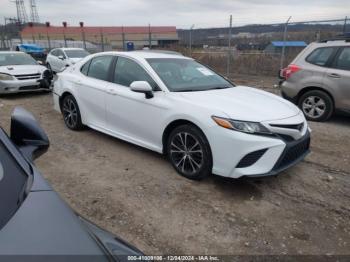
281,64,301,80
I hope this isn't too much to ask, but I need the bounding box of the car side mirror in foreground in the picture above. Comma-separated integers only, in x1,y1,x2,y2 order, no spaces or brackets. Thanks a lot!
130,81,154,99
58,55,65,60
10,107,50,161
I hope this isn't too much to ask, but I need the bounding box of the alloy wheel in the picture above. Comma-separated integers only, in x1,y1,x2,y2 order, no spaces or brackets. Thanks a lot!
170,132,204,175
62,97,78,129
302,96,326,119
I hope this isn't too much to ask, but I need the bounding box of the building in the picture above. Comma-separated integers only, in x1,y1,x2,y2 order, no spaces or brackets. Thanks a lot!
264,41,307,54
20,26,179,50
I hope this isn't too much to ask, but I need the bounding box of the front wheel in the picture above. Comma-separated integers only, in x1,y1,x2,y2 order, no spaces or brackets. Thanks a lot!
167,124,212,180
298,90,334,122
61,95,84,130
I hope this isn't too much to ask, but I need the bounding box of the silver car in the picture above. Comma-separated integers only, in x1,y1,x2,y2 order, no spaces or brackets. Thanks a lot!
0,51,52,94
280,38,350,121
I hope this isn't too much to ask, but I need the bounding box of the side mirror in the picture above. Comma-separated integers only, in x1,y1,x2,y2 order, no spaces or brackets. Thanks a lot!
58,55,65,60
10,107,50,161
130,81,154,99
37,60,43,65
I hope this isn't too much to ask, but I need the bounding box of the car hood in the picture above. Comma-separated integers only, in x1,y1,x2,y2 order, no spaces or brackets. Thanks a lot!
0,65,46,76
177,86,300,122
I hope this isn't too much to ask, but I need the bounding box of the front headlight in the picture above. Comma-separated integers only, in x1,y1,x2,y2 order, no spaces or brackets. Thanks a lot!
212,116,272,135
0,73,14,81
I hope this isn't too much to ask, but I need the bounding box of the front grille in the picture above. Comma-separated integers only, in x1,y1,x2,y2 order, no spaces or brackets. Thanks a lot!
275,135,310,170
14,73,41,81
277,134,295,142
270,123,304,132
236,149,268,168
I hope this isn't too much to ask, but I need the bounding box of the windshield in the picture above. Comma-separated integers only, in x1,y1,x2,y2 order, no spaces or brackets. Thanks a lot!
147,58,234,92
0,138,29,230
0,53,38,66
65,49,90,58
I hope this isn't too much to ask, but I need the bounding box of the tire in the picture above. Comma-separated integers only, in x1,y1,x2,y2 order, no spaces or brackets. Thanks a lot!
47,63,54,74
298,90,334,122
61,95,84,130
167,124,212,180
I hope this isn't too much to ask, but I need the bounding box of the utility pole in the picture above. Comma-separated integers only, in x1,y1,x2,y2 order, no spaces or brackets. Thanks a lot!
343,16,348,34
227,15,232,78
189,24,195,56
148,24,152,49
280,16,292,70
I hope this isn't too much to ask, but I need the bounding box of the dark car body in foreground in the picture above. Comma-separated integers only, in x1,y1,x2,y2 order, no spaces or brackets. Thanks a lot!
0,107,143,262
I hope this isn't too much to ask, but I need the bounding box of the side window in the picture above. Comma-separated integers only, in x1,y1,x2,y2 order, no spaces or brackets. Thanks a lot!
80,60,91,76
51,49,58,56
333,47,350,71
306,47,336,67
113,57,157,89
57,50,65,58
87,56,114,81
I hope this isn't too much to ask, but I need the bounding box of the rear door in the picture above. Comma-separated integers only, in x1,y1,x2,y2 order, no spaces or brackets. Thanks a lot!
74,55,114,130
325,46,350,111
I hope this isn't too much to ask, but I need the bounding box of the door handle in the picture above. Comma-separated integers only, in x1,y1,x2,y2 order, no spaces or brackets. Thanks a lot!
328,73,341,78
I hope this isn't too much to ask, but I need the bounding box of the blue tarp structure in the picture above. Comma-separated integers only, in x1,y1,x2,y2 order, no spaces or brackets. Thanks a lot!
271,41,307,47
17,44,44,54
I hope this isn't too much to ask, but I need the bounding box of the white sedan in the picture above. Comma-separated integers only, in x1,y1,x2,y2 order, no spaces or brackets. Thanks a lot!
53,51,311,180
46,48,90,73
0,51,52,94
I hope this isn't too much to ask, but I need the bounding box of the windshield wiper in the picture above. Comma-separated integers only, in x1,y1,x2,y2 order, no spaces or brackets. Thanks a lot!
207,86,231,90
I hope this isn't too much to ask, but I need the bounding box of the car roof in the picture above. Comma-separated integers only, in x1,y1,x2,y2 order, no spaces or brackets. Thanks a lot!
56,48,86,51
94,51,191,60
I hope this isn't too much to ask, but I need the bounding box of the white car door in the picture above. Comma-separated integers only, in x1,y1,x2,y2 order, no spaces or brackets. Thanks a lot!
74,55,115,130
104,56,169,152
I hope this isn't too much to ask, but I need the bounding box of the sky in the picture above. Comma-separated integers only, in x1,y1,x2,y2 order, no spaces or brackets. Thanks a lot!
0,0,349,28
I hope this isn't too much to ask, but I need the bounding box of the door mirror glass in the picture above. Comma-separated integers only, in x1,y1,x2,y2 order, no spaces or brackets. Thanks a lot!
58,55,65,60
130,81,154,99
10,107,49,161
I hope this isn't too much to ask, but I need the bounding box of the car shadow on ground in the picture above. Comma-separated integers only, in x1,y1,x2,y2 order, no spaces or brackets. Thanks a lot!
0,91,51,100
327,114,350,127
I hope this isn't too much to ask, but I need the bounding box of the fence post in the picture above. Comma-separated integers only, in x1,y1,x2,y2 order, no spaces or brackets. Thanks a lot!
227,15,232,78
63,22,67,48
148,24,152,49
46,22,51,50
280,16,292,70
189,24,195,56
343,16,348,34
100,28,104,52
80,22,86,49
122,26,125,51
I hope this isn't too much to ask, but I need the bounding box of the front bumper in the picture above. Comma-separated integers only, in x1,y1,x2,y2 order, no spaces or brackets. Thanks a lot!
206,116,310,178
0,78,51,94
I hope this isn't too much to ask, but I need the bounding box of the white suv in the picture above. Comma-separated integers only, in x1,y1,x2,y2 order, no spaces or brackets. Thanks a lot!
46,48,90,73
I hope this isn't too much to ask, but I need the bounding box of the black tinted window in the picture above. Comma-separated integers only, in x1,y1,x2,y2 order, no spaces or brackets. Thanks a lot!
87,56,114,81
334,47,350,71
306,47,336,66
81,60,91,76
0,140,28,230
114,57,157,88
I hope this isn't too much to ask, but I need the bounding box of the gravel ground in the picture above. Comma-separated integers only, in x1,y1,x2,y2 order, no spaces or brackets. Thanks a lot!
0,76,349,256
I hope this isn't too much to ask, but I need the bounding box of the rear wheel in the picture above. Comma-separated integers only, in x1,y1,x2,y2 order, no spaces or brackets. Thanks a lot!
298,90,333,122
61,95,84,130
167,124,212,180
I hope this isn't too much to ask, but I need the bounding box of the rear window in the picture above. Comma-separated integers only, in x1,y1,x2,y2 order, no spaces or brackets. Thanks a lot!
306,47,336,67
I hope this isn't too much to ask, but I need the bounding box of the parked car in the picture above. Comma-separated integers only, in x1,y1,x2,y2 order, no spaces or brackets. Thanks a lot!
13,43,47,63
280,37,350,121
0,107,143,261
46,48,90,73
0,51,52,94
53,51,311,180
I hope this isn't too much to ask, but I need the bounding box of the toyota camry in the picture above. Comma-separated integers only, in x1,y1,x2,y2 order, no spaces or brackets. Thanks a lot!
53,51,311,180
